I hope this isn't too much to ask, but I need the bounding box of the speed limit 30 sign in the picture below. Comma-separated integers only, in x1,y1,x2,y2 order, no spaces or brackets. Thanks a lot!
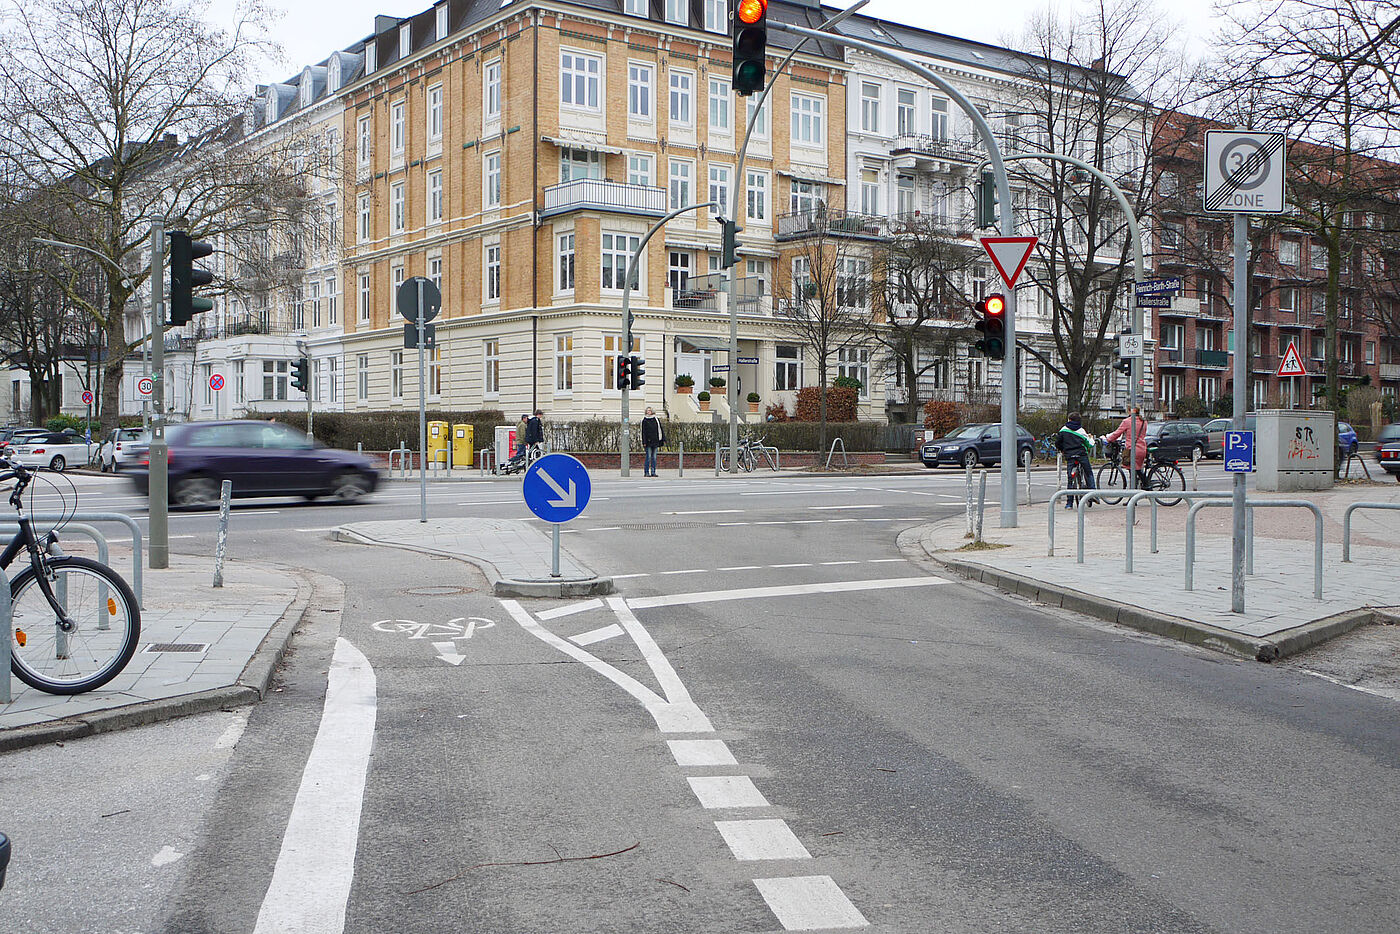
1204,130,1286,214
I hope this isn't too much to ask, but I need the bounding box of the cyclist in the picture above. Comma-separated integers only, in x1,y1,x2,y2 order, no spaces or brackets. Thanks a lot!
1054,412,1096,508
1104,405,1148,485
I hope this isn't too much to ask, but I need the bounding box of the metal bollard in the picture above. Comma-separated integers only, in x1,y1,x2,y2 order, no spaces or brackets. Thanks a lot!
678,442,684,477
975,469,988,543
964,464,975,537
1024,455,1032,506
213,480,232,588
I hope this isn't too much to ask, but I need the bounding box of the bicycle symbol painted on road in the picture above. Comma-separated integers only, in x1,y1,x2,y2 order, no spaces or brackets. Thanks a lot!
371,617,496,640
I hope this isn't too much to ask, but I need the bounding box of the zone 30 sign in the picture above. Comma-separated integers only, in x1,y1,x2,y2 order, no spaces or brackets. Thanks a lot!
1204,131,1287,214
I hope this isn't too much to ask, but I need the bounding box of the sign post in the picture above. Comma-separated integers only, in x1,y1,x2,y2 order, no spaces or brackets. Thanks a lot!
522,454,592,577
1205,129,1287,613
397,277,442,523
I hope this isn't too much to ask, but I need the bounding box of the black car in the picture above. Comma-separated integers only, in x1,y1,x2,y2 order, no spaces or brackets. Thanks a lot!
1375,423,1400,462
1144,420,1209,463
130,420,380,507
921,423,1034,468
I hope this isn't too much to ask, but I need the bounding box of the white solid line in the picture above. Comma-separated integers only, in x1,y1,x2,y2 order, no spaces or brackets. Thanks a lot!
821,561,859,566
807,504,886,510
587,526,621,532
666,509,744,515
770,563,811,568
606,597,696,709
570,623,624,646
661,568,706,575
537,598,605,620
627,576,948,610
253,638,377,934
754,876,869,930
668,739,737,766
718,565,761,571
611,572,651,579
714,819,811,861
717,522,751,526
687,775,769,809
867,558,906,563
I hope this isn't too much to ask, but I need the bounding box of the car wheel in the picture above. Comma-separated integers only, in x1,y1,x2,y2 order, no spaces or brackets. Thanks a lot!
961,448,979,469
172,476,220,509
48,455,66,471
1193,442,1206,461
329,470,371,504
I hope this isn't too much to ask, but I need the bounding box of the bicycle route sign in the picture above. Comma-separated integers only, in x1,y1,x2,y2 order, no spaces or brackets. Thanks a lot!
523,453,591,523
1204,130,1286,214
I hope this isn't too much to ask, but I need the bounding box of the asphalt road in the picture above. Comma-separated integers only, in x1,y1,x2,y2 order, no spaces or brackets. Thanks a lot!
2,468,1397,934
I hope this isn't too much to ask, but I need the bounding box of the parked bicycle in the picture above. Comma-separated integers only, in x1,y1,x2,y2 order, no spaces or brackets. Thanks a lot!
1096,440,1186,506
1037,435,1060,461
719,436,777,473
4,457,141,694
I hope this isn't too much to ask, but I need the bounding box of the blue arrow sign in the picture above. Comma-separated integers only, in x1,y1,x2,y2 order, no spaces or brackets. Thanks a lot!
1224,430,1254,472
523,453,592,523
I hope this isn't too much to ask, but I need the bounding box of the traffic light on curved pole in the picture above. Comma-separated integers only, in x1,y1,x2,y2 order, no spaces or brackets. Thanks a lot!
732,0,767,95
972,293,1006,359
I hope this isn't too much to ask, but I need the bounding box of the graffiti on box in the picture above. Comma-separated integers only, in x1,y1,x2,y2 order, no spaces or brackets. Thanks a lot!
1287,425,1321,462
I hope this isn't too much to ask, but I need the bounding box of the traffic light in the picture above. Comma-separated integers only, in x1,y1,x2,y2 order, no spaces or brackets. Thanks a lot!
721,219,739,269
975,171,998,228
1114,354,1133,375
628,354,646,391
617,355,632,389
168,230,214,327
291,356,310,393
732,0,767,95
972,293,1006,359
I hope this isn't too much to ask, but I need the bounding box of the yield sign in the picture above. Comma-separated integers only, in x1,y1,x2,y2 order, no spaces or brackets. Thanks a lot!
980,236,1039,290
1277,342,1307,378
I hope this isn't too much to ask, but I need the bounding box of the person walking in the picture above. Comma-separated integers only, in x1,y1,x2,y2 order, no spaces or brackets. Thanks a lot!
1104,405,1148,483
524,409,545,459
514,413,530,459
640,407,665,477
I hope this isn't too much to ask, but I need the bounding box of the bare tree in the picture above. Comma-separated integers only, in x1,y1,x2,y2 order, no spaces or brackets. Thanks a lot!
0,0,320,430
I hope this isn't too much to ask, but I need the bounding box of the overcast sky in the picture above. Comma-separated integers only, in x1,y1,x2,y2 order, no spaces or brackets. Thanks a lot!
227,0,1223,79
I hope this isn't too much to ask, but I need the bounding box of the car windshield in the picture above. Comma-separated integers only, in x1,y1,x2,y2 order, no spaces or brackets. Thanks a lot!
1378,425,1400,443
943,425,985,440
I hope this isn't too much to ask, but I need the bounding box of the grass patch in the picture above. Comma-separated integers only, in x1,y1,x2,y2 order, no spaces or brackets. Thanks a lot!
957,540,1010,552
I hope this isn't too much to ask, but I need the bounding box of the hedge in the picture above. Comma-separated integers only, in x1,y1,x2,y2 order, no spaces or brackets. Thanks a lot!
259,409,506,451
544,417,889,453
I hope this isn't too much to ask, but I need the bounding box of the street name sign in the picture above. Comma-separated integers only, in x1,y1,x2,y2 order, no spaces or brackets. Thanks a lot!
1277,342,1307,378
396,276,442,323
1224,431,1254,472
711,364,730,373
1136,295,1173,308
736,356,759,365
1134,277,1182,295
523,453,591,524
980,236,1038,290
1204,130,1287,214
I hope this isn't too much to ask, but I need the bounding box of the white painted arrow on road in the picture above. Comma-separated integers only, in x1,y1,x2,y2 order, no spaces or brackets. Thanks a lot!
432,641,466,665
537,467,577,508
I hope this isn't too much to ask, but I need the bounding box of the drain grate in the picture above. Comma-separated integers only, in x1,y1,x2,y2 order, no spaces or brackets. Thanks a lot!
614,523,708,531
143,643,209,654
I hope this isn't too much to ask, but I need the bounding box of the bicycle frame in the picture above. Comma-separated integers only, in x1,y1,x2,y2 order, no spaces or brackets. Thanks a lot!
0,466,76,629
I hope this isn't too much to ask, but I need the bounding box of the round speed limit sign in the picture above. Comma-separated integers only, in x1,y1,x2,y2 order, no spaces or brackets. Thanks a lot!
137,377,155,397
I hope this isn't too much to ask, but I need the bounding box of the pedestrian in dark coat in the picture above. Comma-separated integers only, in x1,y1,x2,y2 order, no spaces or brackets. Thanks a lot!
640,407,665,477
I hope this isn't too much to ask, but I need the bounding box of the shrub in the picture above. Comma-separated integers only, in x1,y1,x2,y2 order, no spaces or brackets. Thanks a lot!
674,374,694,388
765,402,789,422
794,386,859,422
1172,395,1211,418
697,390,711,401
746,391,760,403
708,376,726,389
832,375,863,392
258,409,505,451
46,413,88,433
922,400,959,436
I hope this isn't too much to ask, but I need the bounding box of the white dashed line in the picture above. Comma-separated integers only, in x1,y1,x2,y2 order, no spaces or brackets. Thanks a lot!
718,565,761,571
715,820,811,861
570,624,624,646
867,558,906,563
821,561,858,566
668,739,738,767
666,509,745,515
754,876,869,930
661,568,706,576
807,504,886,510
770,563,811,568
717,522,751,526
688,775,770,809
612,572,651,579
588,526,621,532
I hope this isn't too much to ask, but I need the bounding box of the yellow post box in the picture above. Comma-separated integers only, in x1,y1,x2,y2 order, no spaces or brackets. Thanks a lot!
427,420,449,465
452,424,474,468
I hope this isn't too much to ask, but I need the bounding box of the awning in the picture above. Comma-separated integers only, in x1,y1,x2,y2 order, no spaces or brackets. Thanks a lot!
540,132,624,155
676,335,733,352
777,168,847,187
664,238,711,251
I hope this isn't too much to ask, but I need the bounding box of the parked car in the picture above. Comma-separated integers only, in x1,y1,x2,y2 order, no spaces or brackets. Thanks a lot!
8,431,93,471
1144,420,1209,463
1337,421,1359,456
97,427,147,472
1202,417,1231,458
0,427,49,456
1377,441,1400,476
920,423,1034,469
129,420,381,507
1375,423,1400,463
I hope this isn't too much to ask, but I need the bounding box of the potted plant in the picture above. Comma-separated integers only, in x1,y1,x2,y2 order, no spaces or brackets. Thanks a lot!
674,373,695,394
708,376,727,394
746,391,761,414
697,390,711,411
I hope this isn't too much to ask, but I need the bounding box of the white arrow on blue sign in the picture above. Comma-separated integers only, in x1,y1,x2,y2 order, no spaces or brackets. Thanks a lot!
523,453,592,523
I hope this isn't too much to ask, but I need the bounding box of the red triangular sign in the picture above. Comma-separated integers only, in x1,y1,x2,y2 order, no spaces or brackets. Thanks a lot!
980,237,1039,290
1277,341,1307,377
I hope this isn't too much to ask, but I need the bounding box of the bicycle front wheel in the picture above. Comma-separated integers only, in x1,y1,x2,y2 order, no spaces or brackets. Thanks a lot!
10,556,141,695
1148,464,1186,506
739,447,757,472
1096,465,1126,504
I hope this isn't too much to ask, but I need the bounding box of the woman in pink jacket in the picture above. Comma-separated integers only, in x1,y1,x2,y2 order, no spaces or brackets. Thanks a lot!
1105,406,1148,473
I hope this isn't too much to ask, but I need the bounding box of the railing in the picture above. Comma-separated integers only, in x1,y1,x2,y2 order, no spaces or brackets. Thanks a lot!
1186,499,1323,600
776,208,890,240
1160,348,1184,365
1193,349,1229,368
889,133,980,163
542,178,667,218
1342,502,1400,562
1380,363,1400,380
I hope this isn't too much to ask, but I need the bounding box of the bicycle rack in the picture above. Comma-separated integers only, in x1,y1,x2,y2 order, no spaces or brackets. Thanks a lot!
825,437,848,469
389,445,413,478
1185,499,1323,599
1342,502,1400,561
1340,450,1372,480
477,448,496,476
14,513,144,607
0,565,10,703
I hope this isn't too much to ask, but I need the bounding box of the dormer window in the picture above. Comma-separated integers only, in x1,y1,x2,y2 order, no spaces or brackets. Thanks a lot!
624,0,646,14
264,87,277,124
301,69,313,107
329,57,341,91
399,23,411,59
435,4,448,40
365,41,377,73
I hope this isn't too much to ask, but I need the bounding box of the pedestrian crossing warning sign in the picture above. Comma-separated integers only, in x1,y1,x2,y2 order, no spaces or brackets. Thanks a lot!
1277,341,1307,378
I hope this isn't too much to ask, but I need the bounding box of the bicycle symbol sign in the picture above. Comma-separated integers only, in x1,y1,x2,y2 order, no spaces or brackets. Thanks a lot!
372,617,496,640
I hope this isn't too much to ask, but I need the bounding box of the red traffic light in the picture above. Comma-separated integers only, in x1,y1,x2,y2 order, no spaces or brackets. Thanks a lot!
983,293,1005,316
737,0,767,24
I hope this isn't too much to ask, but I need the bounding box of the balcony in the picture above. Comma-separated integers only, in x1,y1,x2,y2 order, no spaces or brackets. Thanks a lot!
1194,349,1230,368
888,133,981,170
1158,348,1185,366
1380,363,1400,381
776,208,889,242
541,178,667,219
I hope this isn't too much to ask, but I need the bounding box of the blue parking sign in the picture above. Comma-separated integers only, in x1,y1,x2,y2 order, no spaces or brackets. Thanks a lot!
1224,430,1254,472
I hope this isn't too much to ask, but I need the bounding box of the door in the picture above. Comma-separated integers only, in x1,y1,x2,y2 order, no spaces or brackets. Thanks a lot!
675,353,707,393
979,425,1001,462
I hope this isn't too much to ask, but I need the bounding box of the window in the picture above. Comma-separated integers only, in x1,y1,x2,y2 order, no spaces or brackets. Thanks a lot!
560,147,601,182
601,232,641,290
838,258,868,309
775,344,800,390
428,169,443,223
791,256,812,302
1311,242,1327,271
665,0,686,24
1197,376,1219,404
326,276,338,325
704,0,726,31
1278,287,1296,315
897,88,916,136
391,351,404,400
860,167,879,215
627,153,653,186
357,192,372,242
1311,333,1325,359
484,339,500,397
485,244,501,302
790,178,824,215
1161,323,1184,350
930,97,950,140
427,84,443,140
669,159,692,211
428,347,443,397
484,151,501,207
1367,341,1376,364
747,96,769,138
391,181,405,232
746,258,767,296
484,61,501,120
327,357,338,404
561,51,601,110
746,170,768,222
202,364,213,406
391,264,405,317
356,353,369,400
399,23,411,60
896,174,915,215
708,164,730,215
263,360,289,401
791,94,824,145
428,255,442,294
309,280,322,328
364,40,376,73
860,82,881,133
838,347,869,395
625,0,646,13
669,71,693,126
668,251,691,292
628,63,652,119
557,232,575,292
234,360,245,403
391,100,405,154
709,78,731,132
555,333,574,392
357,113,372,165
603,334,643,390
1161,222,1184,250
358,272,371,323
1277,238,1298,266
436,3,448,39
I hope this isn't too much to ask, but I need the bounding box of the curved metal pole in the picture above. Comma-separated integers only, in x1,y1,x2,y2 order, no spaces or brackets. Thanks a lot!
621,200,718,477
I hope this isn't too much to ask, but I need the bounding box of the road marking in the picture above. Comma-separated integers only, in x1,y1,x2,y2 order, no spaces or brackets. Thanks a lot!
868,558,906,563
807,504,886,510
453,500,522,506
661,568,706,575
253,638,376,934
666,509,744,515
152,845,183,867
826,518,859,523
537,599,605,620
821,561,858,566
432,641,466,665
718,565,761,571
628,576,948,610
770,563,811,568
753,520,788,525
688,775,769,809
587,526,621,531
754,876,870,930
570,624,624,646
715,820,811,861
790,519,825,524
213,713,249,750
668,739,737,766
739,488,846,496
717,522,751,526
611,572,651,579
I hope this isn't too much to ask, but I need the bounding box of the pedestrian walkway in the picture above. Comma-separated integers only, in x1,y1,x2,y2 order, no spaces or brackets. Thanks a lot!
912,479,1400,661
0,555,314,752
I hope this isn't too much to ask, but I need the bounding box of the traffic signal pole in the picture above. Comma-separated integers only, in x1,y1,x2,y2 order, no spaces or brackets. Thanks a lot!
775,21,1020,524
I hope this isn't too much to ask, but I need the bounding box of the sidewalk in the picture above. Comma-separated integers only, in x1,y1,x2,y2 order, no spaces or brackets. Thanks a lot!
0,554,324,752
911,478,1400,661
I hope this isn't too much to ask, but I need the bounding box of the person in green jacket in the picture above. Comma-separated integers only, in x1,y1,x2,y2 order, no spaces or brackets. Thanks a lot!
1055,413,1096,507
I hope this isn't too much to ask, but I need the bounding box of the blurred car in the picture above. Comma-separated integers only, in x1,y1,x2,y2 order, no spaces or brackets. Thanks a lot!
920,423,1034,469
1337,421,1359,456
130,420,380,507
97,427,147,472
1375,423,1400,462
1202,417,1231,458
9,431,93,471
1144,420,1209,462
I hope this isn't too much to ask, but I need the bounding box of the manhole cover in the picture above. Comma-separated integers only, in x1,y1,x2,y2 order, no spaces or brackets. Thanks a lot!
399,585,475,596
144,643,209,654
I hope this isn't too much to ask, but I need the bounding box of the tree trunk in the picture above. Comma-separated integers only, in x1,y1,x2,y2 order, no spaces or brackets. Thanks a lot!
904,347,921,425
101,290,129,433
817,362,828,454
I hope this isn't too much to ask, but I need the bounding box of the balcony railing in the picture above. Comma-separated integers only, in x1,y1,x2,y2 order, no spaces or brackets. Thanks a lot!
1380,363,1400,380
776,208,889,241
1159,348,1185,365
889,133,980,164
1194,349,1229,368
541,178,667,218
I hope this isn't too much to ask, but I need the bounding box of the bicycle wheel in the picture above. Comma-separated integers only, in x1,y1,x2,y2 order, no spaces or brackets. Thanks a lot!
1148,463,1185,506
10,556,140,695
1096,465,1126,504
739,447,757,472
